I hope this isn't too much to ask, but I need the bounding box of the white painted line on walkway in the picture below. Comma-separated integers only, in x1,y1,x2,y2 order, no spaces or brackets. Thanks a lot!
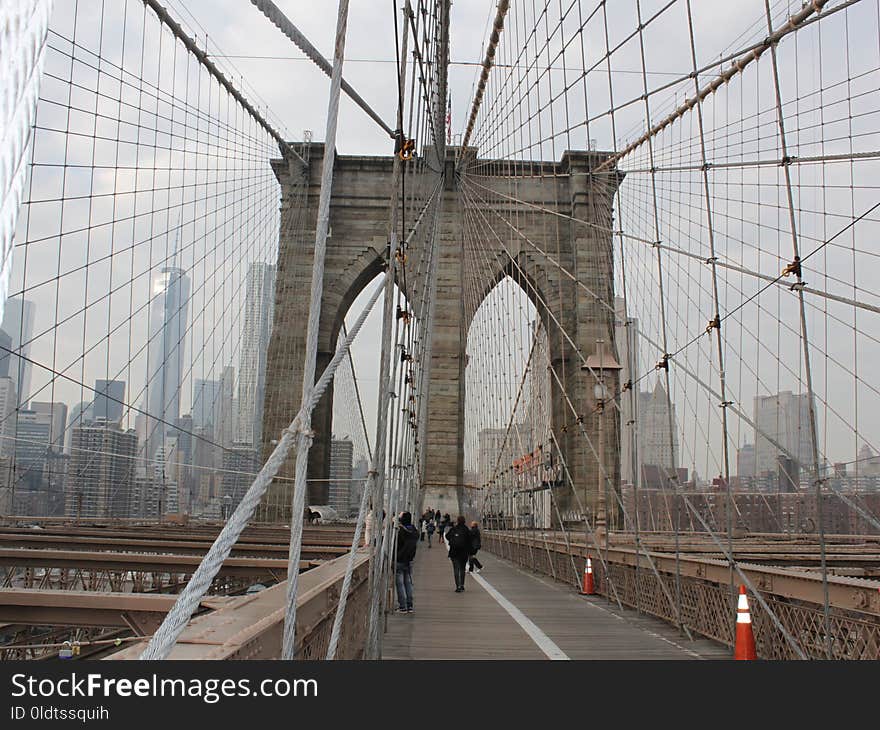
471,572,570,660
498,555,705,660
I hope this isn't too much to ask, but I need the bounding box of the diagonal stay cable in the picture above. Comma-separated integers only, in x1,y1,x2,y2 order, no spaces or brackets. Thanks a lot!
249,0,395,138
139,275,387,660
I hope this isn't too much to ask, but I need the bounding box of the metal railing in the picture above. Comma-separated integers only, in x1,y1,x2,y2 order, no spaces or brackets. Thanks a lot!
483,530,880,660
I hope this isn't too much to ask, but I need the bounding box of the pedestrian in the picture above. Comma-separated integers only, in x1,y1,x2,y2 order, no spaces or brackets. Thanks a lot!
445,516,473,592
394,511,419,614
438,513,451,544
468,520,483,573
425,519,435,547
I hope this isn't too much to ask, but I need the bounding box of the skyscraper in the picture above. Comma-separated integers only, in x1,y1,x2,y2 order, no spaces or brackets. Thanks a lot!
142,267,190,462
192,379,221,428
65,401,93,454
65,422,138,519
615,297,641,485
237,262,276,448
0,377,17,459
13,408,54,496
1,297,35,405
638,380,679,486
753,391,815,482
93,379,125,423
30,401,67,452
221,442,260,513
213,365,236,451
0,329,12,378
329,437,354,515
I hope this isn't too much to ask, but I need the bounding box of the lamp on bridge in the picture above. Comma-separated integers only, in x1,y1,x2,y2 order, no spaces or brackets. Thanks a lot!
582,340,621,551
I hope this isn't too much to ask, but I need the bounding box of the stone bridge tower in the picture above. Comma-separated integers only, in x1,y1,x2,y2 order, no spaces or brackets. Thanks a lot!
257,143,620,525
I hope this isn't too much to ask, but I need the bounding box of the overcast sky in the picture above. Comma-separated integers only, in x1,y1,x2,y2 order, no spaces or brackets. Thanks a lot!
8,0,880,478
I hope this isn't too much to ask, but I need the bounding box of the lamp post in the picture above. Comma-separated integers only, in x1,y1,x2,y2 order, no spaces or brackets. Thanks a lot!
583,339,622,555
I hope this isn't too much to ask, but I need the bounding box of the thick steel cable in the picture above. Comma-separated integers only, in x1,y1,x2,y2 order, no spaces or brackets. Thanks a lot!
595,0,831,172
280,0,351,662
325,456,370,660
460,0,510,152
138,276,386,660
0,0,54,326
249,0,394,138
140,0,301,162
363,0,423,659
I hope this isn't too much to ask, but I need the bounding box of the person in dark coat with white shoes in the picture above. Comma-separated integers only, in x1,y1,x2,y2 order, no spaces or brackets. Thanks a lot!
445,515,473,592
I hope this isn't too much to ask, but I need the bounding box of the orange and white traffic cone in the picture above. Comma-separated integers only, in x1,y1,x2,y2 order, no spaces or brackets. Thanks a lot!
734,584,757,660
580,555,595,595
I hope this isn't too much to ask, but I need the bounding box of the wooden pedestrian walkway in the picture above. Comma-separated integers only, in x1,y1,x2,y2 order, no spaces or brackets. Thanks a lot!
382,540,729,660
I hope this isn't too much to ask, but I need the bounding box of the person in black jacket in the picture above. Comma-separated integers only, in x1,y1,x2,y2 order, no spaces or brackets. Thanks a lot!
445,515,473,592
438,513,451,544
468,521,483,573
395,512,419,613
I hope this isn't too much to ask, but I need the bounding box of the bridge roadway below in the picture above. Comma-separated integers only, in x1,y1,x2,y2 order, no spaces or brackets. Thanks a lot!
382,540,729,660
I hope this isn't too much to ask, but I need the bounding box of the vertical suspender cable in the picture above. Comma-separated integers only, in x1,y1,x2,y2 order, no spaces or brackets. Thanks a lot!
280,0,350,661
761,0,832,659
683,0,737,632
364,0,415,661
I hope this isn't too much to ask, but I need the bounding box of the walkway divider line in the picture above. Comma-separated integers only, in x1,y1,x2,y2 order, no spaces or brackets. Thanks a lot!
470,573,569,661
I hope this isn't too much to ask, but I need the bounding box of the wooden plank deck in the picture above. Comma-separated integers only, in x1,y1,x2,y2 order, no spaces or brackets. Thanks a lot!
382,540,730,660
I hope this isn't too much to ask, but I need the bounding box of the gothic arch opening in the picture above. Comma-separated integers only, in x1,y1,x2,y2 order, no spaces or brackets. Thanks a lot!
464,275,554,528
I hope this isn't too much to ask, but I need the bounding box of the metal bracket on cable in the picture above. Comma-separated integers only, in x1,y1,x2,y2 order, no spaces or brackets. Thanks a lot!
394,129,416,161
656,354,670,371
705,315,720,335
781,256,802,278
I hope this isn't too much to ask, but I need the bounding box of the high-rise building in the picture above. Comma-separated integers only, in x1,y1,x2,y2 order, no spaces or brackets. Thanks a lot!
93,380,125,423
350,456,369,515
221,442,259,512
213,366,236,452
615,298,641,485
1,297,35,405
142,267,190,463
329,437,354,515
192,379,221,428
13,408,53,494
30,401,67,452
0,377,17,459
638,380,679,485
753,391,815,483
149,438,180,515
237,262,275,448
65,422,138,518
737,443,756,478
26,402,68,514
190,423,219,514
65,401,93,454
0,456,12,514
0,329,12,378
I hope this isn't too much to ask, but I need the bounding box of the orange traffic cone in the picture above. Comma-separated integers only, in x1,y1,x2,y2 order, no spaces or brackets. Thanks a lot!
580,555,595,595
734,584,757,660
